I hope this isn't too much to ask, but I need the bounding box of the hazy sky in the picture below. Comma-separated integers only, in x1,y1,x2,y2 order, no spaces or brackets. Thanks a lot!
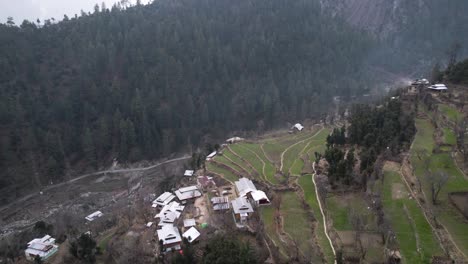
0,0,150,24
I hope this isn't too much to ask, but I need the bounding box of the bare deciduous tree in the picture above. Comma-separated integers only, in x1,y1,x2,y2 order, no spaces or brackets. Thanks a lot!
428,171,450,205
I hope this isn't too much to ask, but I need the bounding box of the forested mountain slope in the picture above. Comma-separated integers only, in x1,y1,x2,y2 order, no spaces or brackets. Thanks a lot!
321,0,468,73
0,0,373,200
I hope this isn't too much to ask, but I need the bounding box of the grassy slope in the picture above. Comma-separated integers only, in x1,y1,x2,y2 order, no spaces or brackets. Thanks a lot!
438,104,462,123
214,155,245,175
411,118,468,256
280,192,316,259
223,149,255,174
298,175,335,263
241,143,279,184
229,144,263,180
260,206,288,258
382,170,442,263
443,127,456,145
206,162,239,182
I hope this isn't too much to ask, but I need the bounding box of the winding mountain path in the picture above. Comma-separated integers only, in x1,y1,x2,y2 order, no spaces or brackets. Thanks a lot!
312,162,337,264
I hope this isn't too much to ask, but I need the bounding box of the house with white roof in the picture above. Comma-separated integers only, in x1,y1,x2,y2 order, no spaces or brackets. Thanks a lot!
231,196,254,223
183,219,196,228
156,225,182,252
235,177,257,198
174,186,202,201
152,192,176,208
25,235,59,261
85,211,103,221
250,190,270,206
291,123,304,131
427,84,448,91
184,170,194,177
226,137,244,144
182,227,201,243
206,151,217,161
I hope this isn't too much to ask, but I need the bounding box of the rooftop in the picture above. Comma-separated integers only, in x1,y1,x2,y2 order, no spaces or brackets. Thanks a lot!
153,192,176,206
175,186,202,200
231,196,254,214
85,211,103,221
156,225,182,245
184,170,194,177
182,227,201,243
235,177,257,197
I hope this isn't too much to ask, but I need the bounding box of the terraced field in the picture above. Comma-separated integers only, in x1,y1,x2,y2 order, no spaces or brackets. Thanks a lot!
298,175,335,263
411,117,468,257
206,162,239,183
382,169,443,263
280,191,317,259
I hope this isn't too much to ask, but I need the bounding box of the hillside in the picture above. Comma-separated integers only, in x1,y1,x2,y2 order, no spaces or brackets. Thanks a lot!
0,0,374,201
321,0,468,73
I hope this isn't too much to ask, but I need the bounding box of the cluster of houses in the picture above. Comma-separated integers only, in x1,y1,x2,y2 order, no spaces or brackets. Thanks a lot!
411,78,448,92
151,170,206,252
153,164,271,252
25,210,106,261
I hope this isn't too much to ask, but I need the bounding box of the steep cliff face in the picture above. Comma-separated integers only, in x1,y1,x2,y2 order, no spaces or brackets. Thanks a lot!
321,0,468,73
320,0,427,38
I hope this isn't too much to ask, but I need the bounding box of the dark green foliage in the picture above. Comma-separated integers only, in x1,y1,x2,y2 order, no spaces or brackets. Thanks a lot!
348,99,415,179
324,147,354,186
446,58,468,84
69,234,98,263
0,0,373,197
172,238,195,264
348,100,415,154
202,235,257,264
326,126,346,147
33,221,54,237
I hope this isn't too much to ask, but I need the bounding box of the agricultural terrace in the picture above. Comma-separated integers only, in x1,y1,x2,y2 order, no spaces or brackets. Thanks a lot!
438,104,463,123
260,206,288,259
206,162,239,183
382,167,442,263
280,191,318,260
299,175,335,263
443,127,457,145
411,117,468,257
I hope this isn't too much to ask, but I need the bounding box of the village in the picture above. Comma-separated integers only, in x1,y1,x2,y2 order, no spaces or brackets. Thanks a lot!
13,78,468,264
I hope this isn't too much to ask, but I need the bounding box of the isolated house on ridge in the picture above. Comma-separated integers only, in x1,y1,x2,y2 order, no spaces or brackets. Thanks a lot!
291,123,304,131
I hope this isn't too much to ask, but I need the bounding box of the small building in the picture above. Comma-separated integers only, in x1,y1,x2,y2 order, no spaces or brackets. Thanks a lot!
211,196,230,211
412,78,429,85
146,222,154,228
25,235,59,261
250,190,270,206
182,227,200,243
231,196,254,223
85,211,103,222
235,177,257,198
184,170,194,177
152,192,176,208
156,225,182,252
206,151,217,161
175,186,202,201
427,84,448,91
291,123,304,131
183,219,196,228
226,137,245,144
197,176,216,190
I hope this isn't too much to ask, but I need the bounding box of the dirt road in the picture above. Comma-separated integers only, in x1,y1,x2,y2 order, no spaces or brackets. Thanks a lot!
0,155,191,213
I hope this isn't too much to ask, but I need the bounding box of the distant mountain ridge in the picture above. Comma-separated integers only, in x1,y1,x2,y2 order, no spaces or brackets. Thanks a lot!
321,0,468,73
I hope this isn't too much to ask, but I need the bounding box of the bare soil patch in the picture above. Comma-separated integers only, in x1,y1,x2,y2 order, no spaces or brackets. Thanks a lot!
392,183,407,200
